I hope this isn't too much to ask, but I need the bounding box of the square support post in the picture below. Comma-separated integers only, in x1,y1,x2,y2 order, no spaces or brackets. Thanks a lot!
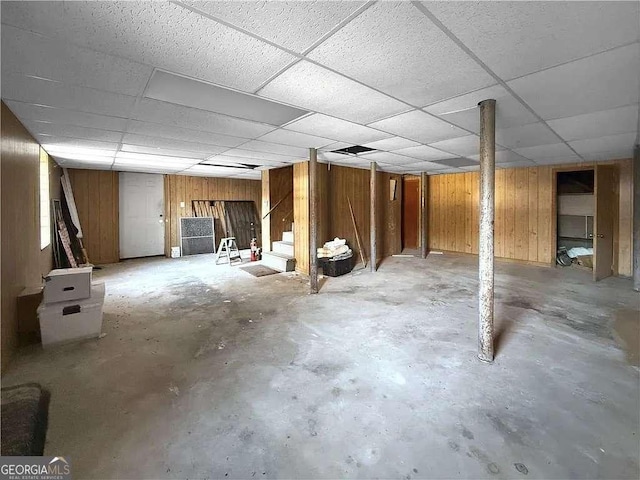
309,148,318,294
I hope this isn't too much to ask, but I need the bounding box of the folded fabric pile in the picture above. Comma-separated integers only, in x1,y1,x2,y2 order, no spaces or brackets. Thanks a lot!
317,237,353,261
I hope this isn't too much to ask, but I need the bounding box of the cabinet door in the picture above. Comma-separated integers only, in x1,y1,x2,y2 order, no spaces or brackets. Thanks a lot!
593,165,616,281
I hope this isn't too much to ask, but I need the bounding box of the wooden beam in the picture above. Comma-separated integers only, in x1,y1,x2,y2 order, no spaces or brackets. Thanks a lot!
478,99,496,363
421,172,428,259
309,148,319,294
370,161,377,272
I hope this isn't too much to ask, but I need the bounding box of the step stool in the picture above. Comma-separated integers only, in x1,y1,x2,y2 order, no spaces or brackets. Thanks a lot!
215,237,242,265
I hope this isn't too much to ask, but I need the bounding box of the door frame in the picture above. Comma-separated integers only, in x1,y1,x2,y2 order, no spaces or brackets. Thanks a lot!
551,165,596,268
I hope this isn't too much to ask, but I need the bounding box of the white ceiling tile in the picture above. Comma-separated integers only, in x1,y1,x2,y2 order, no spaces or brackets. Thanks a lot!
5,102,129,132
362,137,421,151
360,152,415,165
284,114,393,145
132,98,277,138
308,2,494,105
402,160,450,171
468,150,531,165
533,157,584,166
547,105,639,142
377,163,409,173
38,137,120,152
237,140,308,159
427,1,640,80
218,148,298,163
319,141,353,152
569,132,637,157
392,145,457,162
429,135,497,157
120,144,209,160
1,1,296,91
126,120,248,148
514,143,581,162
508,44,640,120
55,159,113,171
424,85,504,114
1,24,152,96
497,160,536,169
425,85,538,133
369,110,467,143
232,171,262,180
580,150,636,162
122,133,227,155
317,151,352,162
115,151,198,167
430,168,463,175
23,121,123,144
1,74,137,117
257,129,335,148
495,123,560,149
258,60,408,124
431,157,478,168
180,165,252,178
184,1,366,53
114,165,184,174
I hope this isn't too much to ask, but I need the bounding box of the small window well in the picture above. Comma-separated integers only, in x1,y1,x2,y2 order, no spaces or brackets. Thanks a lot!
331,145,376,155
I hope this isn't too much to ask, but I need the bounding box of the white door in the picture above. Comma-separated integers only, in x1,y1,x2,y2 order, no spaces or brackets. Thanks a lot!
119,172,165,259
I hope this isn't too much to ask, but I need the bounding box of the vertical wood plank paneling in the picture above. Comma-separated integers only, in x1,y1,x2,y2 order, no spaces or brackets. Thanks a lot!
454,174,465,252
164,174,262,256
515,167,529,256
537,166,553,264
426,160,632,272
1,103,58,370
67,169,119,264
261,170,271,252
293,162,310,274
428,176,437,249
527,167,539,262
504,168,516,258
471,171,479,254
495,169,505,258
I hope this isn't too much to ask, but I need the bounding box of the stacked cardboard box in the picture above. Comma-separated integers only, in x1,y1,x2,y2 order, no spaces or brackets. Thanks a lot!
37,267,105,347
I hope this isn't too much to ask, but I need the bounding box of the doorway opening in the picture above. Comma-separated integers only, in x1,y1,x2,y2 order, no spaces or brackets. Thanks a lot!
402,176,420,251
556,170,594,270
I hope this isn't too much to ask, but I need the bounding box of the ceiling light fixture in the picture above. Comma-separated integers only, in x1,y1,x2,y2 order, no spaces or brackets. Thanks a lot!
144,70,309,126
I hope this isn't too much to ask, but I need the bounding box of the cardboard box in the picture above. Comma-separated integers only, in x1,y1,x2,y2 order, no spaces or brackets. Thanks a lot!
43,266,93,304
38,282,105,347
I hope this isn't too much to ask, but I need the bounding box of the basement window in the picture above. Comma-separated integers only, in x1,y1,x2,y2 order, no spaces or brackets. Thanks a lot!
331,145,376,155
39,147,50,250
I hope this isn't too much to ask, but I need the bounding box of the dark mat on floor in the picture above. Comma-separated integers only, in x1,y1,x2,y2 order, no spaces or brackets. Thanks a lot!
1,383,49,456
240,264,280,277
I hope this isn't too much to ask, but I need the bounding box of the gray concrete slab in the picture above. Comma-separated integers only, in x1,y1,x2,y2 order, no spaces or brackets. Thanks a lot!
3,253,639,479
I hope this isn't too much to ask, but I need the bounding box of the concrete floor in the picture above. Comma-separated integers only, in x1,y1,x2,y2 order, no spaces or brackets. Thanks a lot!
3,253,639,479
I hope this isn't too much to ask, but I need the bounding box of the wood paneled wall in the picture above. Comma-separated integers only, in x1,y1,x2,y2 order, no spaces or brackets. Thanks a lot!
265,166,293,249
1,102,60,371
67,169,120,264
324,164,402,267
164,174,261,256
427,159,633,275
293,162,310,274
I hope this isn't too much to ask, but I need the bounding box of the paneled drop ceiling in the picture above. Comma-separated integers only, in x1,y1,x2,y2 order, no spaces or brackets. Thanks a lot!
1,1,638,178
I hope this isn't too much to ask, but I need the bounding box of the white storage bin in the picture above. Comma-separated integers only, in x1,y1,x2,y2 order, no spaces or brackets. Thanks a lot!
38,282,105,347
43,266,93,304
